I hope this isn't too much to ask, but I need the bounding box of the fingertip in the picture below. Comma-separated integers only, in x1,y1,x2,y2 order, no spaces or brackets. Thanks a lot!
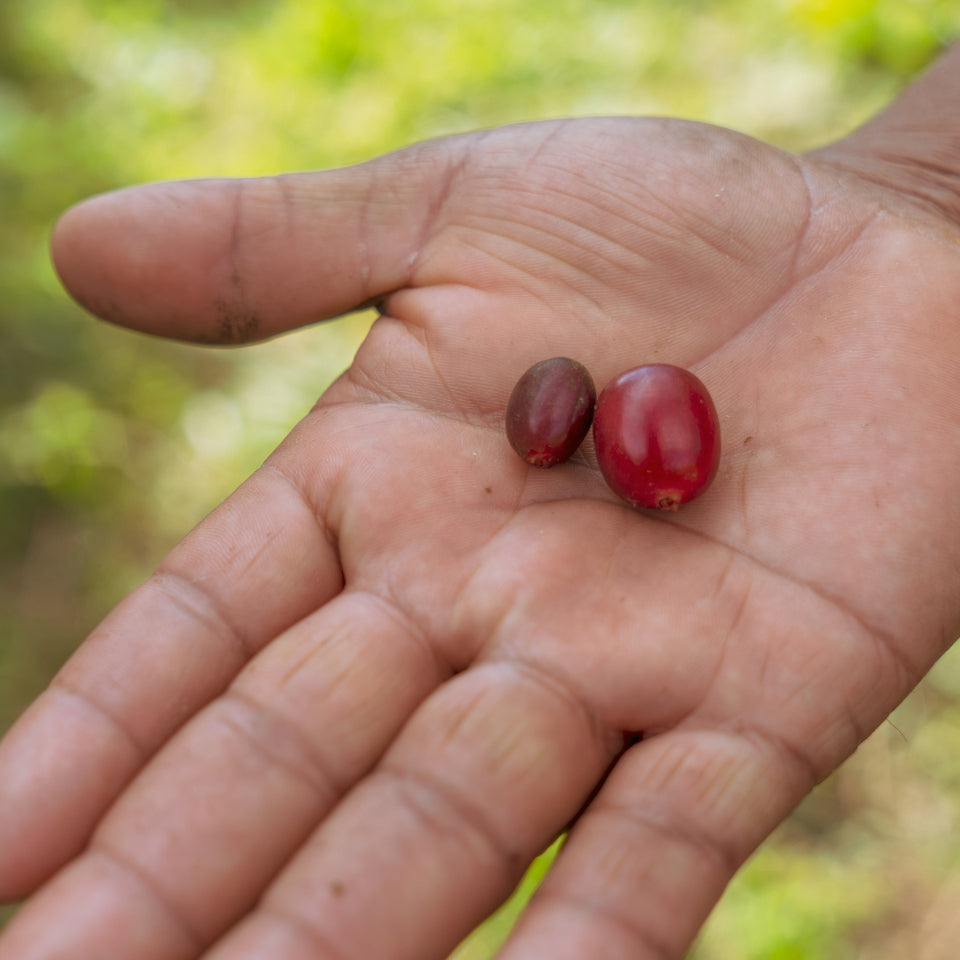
50,182,236,343
49,191,117,323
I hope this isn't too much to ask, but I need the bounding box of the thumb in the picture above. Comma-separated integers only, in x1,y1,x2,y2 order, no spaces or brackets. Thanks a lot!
50,136,468,344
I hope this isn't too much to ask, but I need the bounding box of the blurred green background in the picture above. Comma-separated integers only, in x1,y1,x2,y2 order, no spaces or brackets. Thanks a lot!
3,0,960,956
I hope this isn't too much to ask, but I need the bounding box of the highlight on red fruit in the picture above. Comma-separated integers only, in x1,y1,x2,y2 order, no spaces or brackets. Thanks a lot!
506,357,596,468
593,364,720,510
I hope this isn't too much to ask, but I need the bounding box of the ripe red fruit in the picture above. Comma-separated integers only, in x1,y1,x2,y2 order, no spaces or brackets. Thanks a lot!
593,364,720,510
506,357,596,467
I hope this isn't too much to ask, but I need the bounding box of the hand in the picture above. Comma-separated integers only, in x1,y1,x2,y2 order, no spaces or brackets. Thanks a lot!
3,85,960,959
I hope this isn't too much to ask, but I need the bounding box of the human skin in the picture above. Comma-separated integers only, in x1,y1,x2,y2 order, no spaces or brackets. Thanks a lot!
3,42,960,960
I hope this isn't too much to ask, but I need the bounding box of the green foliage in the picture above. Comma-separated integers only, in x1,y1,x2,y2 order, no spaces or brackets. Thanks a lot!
451,837,563,958
3,0,960,956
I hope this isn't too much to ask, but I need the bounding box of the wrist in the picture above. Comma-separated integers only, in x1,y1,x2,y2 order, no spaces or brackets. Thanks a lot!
808,40,960,226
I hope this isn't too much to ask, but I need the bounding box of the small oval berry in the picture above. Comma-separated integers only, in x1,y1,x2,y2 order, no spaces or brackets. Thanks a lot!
506,357,596,467
593,364,720,510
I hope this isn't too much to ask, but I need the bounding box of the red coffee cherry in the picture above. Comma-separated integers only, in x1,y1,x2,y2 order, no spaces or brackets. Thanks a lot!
593,364,720,510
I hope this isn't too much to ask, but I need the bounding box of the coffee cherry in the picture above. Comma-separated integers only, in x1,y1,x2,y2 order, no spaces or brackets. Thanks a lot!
593,364,720,510
506,357,596,467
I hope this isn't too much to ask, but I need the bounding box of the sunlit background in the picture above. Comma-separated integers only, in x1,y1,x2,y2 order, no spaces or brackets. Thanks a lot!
3,1,960,956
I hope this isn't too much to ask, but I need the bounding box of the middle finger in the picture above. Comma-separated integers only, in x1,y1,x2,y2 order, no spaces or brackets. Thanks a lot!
203,657,620,960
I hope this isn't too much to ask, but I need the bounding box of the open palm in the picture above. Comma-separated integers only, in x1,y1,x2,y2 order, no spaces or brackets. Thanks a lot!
3,116,960,960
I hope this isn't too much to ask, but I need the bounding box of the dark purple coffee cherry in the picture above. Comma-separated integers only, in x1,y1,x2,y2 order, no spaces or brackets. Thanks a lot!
506,357,596,467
